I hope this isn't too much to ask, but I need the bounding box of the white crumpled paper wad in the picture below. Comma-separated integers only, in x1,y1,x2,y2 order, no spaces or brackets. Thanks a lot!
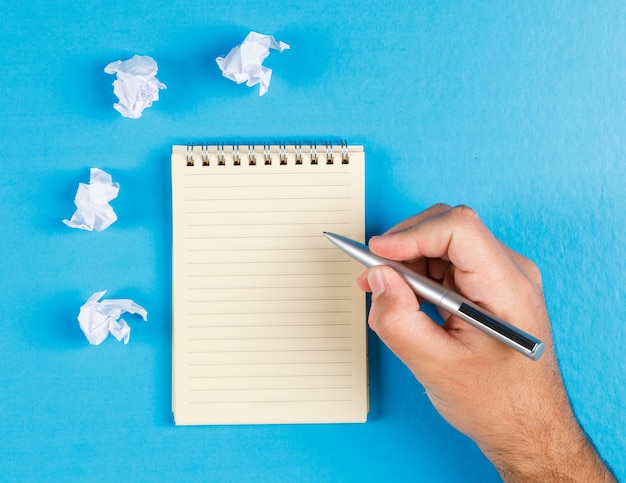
78,291,148,345
216,31,290,96
63,168,119,231
104,54,166,118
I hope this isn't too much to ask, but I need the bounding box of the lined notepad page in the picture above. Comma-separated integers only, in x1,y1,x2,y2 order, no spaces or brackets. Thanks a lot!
171,144,367,425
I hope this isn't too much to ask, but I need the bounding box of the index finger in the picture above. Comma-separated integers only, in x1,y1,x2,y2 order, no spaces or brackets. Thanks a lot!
370,204,510,275
369,205,527,312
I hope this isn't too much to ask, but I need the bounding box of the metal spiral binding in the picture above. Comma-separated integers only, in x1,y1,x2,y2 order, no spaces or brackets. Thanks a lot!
295,143,303,165
217,145,225,166
186,145,194,166
248,145,257,165
310,144,318,165
263,144,272,165
340,140,349,164
325,141,334,165
185,142,350,166
232,144,241,166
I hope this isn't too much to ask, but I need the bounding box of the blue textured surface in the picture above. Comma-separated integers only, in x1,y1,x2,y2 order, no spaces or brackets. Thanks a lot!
0,1,624,481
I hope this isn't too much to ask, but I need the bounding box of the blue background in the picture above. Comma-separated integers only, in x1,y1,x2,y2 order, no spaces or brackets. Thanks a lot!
1,1,624,481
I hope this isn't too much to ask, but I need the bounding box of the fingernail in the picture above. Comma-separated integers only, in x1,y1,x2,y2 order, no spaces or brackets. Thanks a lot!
369,267,387,296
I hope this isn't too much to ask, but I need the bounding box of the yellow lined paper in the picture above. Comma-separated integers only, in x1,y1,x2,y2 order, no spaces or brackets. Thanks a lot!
171,144,367,425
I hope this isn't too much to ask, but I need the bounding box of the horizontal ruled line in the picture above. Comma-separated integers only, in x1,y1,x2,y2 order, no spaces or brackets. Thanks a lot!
185,260,351,265
188,399,353,404
186,196,351,202
187,349,351,354
189,374,352,379
189,361,352,366
187,310,351,315
185,272,352,277
185,184,351,188
185,247,338,252
185,235,328,240
187,285,351,290
188,336,352,341
185,209,351,214
187,298,351,303
186,222,352,227
189,386,352,392
188,323,352,328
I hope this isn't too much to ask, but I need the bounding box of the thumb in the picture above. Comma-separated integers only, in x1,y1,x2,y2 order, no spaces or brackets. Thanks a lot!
367,266,454,367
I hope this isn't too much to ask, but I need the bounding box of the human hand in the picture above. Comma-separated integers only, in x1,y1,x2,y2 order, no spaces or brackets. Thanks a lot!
358,204,614,482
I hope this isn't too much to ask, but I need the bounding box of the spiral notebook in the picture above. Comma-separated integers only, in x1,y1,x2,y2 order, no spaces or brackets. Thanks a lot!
171,143,367,425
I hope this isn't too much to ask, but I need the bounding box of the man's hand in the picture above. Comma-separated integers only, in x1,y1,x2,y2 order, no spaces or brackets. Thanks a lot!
358,204,614,482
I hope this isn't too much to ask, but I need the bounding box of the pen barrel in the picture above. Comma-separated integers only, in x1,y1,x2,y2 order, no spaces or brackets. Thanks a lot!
442,293,545,360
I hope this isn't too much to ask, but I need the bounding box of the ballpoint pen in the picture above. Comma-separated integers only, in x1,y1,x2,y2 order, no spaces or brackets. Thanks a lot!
323,231,545,360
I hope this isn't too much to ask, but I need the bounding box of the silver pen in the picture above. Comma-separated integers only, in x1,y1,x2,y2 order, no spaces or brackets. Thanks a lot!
323,232,544,360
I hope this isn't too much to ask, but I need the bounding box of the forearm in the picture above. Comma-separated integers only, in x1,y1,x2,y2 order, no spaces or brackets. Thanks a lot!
484,410,615,483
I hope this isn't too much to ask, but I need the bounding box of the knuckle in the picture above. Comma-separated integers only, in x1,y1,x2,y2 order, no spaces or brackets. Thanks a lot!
521,258,544,293
512,253,544,289
431,202,452,213
511,263,545,308
524,258,543,285
450,204,480,224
